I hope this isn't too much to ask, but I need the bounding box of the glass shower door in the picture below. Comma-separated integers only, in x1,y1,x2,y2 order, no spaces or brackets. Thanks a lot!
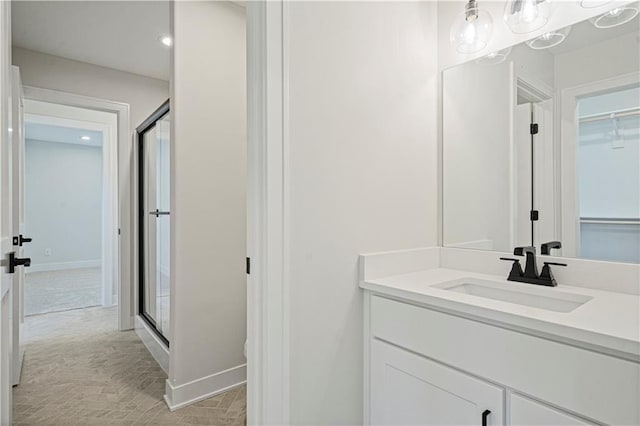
138,101,170,344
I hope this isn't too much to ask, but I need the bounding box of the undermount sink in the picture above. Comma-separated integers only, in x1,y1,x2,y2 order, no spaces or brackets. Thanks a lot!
433,278,592,313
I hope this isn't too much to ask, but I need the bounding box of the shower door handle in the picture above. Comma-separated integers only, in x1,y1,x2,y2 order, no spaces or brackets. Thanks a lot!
149,209,170,217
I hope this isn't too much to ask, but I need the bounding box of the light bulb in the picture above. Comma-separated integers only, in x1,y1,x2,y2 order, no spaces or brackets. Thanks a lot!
504,0,551,34
450,0,493,54
464,21,478,44
521,0,538,23
608,8,623,16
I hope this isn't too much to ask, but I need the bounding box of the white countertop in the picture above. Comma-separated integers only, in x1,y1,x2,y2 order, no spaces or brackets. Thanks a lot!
361,268,640,362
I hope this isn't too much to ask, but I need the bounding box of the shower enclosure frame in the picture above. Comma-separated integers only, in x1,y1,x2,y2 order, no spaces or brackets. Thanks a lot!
136,98,170,347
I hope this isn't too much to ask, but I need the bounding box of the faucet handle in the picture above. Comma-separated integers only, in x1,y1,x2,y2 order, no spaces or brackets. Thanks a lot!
541,241,562,255
514,246,536,256
543,261,567,267
539,262,566,287
500,257,524,280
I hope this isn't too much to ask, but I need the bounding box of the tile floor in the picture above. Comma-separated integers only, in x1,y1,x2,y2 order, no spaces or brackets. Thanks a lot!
13,306,246,425
25,268,102,316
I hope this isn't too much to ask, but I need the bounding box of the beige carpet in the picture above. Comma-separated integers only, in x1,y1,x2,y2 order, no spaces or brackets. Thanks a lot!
13,306,246,425
25,268,102,316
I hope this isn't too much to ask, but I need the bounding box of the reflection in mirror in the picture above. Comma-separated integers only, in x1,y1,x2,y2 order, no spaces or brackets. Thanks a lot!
443,3,640,263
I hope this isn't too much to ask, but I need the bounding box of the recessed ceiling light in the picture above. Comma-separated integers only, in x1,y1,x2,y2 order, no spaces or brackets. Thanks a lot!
81,135,91,141
160,35,173,47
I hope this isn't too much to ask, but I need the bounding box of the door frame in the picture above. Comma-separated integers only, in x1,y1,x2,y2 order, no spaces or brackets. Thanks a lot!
23,103,116,306
559,72,640,257
247,1,290,424
22,86,133,331
136,99,170,346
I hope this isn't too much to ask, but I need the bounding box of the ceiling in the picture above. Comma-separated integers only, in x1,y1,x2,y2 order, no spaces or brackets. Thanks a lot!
26,122,103,148
12,1,170,81
549,6,640,54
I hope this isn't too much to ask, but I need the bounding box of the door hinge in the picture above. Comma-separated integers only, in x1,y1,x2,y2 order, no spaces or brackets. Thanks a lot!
118,228,121,235
530,123,539,135
13,234,32,247
530,210,539,221
246,257,251,275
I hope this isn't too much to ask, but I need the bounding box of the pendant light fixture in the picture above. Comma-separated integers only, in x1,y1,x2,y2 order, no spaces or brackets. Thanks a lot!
450,0,493,54
504,0,552,34
591,5,639,28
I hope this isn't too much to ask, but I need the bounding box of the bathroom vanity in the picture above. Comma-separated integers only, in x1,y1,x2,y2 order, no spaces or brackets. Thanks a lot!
367,3,640,424
360,247,640,425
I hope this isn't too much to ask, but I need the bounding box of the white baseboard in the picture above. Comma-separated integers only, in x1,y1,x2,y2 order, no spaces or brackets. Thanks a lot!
26,259,101,273
164,364,247,411
135,316,169,374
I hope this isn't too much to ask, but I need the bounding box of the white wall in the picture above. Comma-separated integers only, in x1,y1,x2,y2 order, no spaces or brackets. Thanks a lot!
442,60,513,251
12,47,169,131
25,139,102,267
286,2,438,424
554,31,640,90
168,0,246,407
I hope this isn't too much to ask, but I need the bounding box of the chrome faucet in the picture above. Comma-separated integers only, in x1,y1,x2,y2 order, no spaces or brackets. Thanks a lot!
500,246,566,287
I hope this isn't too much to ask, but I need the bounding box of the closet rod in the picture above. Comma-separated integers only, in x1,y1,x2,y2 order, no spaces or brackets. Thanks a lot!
580,217,640,225
579,107,640,124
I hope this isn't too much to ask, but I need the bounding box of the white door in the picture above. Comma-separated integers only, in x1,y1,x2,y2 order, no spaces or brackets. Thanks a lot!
10,66,25,386
510,393,595,425
370,339,504,426
1,1,16,423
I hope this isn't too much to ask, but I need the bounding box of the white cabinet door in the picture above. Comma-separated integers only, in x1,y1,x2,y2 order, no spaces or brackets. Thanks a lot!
370,339,504,426
510,394,595,426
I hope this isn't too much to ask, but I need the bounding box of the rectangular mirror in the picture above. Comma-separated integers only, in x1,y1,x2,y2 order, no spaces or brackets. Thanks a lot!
443,4,640,263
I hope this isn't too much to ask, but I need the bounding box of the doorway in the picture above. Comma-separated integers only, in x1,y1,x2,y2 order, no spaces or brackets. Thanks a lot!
22,99,118,317
575,85,640,262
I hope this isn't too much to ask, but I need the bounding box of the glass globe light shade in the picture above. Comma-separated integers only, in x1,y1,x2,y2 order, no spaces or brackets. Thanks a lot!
504,0,552,34
526,25,571,49
591,5,639,28
580,0,613,8
476,47,513,65
450,4,494,54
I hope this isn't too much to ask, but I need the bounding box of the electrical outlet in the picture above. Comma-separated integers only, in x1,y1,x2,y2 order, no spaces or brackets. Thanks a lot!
44,248,52,256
